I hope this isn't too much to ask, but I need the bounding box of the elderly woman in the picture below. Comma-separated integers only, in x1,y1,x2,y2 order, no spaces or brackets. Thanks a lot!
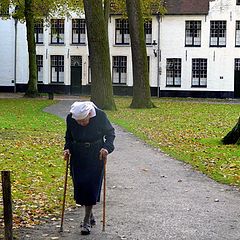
63,101,115,235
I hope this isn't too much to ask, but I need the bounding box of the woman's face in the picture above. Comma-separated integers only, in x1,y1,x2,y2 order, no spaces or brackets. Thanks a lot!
76,114,91,126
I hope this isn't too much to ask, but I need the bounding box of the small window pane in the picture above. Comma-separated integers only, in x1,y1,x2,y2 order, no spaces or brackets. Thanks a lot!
236,21,240,46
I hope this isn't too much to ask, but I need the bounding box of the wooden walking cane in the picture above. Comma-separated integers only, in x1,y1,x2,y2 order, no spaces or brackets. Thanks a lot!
60,155,70,232
102,157,107,232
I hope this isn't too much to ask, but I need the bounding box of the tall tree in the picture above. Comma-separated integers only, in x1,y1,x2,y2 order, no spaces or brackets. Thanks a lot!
24,0,38,97
83,0,116,110
3,0,40,97
126,0,154,108
1,0,50,97
1,0,67,97
110,0,165,108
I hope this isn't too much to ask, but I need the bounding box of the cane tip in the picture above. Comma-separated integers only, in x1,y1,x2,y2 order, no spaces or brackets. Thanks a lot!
59,227,63,233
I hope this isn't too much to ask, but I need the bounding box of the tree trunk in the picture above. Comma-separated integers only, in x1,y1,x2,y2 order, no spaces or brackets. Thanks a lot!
24,0,38,97
222,117,240,144
126,0,154,108
104,0,110,46
83,0,116,110
104,0,110,27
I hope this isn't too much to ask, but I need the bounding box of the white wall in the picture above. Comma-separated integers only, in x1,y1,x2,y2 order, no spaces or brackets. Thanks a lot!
159,0,240,92
37,16,90,86
16,22,28,84
0,19,15,86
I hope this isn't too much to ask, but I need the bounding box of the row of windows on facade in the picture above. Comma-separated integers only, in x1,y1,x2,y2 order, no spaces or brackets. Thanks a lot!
37,55,129,84
37,55,240,87
35,19,152,45
34,18,240,47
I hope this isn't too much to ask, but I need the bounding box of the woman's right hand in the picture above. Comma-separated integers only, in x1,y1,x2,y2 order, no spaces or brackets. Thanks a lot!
63,149,70,160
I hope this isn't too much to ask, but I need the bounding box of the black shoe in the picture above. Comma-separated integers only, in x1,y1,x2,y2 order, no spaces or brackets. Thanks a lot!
81,223,91,235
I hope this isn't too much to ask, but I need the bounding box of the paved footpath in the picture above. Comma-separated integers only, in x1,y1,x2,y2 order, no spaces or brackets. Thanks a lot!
18,100,240,240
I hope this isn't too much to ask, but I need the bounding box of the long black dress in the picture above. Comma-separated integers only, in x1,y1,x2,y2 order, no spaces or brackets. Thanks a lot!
64,108,115,206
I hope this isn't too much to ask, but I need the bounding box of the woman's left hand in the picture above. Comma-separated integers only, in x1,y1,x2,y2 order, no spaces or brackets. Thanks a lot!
99,148,108,160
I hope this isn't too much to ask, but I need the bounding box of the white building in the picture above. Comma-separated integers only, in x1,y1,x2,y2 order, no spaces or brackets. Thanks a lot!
0,0,240,98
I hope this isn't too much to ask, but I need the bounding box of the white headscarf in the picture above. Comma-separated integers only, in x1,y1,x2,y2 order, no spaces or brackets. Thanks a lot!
70,101,97,120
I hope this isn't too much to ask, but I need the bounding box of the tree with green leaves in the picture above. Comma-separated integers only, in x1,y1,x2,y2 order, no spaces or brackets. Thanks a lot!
72,0,164,109
1,0,68,97
1,0,164,107
8,0,116,108
1,0,39,97
1,0,46,97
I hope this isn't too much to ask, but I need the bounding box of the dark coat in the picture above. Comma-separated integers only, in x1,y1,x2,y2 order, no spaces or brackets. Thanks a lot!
64,108,115,206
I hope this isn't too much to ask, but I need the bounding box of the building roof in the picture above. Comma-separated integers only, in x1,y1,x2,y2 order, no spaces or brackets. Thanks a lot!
164,0,210,15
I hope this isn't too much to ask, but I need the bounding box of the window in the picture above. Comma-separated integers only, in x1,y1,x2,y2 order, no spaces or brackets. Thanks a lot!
51,56,64,83
185,21,201,47
210,21,226,47
72,19,86,44
166,59,181,86
192,59,207,87
237,0,240,5
34,20,44,44
51,19,64,44
236,21,240,46
144,21,152,45
235,59,240,70
36,55,43,82
112,56,127,84
115,19,130,45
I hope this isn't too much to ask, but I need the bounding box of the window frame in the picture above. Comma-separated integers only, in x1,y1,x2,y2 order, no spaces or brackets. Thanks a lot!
235,21,240,47
209,20,227,47
185,20,201,47
235,58,240,70
51,19,65,44
112,56,127,84
50,55,64,83
36,55,43,83
72,19,86,44
144,20,152,45
166,58,182,87
115,19,130,45
191,58,207,87
34,19,44,44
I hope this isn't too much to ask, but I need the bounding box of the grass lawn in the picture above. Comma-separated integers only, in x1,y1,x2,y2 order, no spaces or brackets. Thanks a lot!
107,97,240,187
0,97,239,230
0,99,74,231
